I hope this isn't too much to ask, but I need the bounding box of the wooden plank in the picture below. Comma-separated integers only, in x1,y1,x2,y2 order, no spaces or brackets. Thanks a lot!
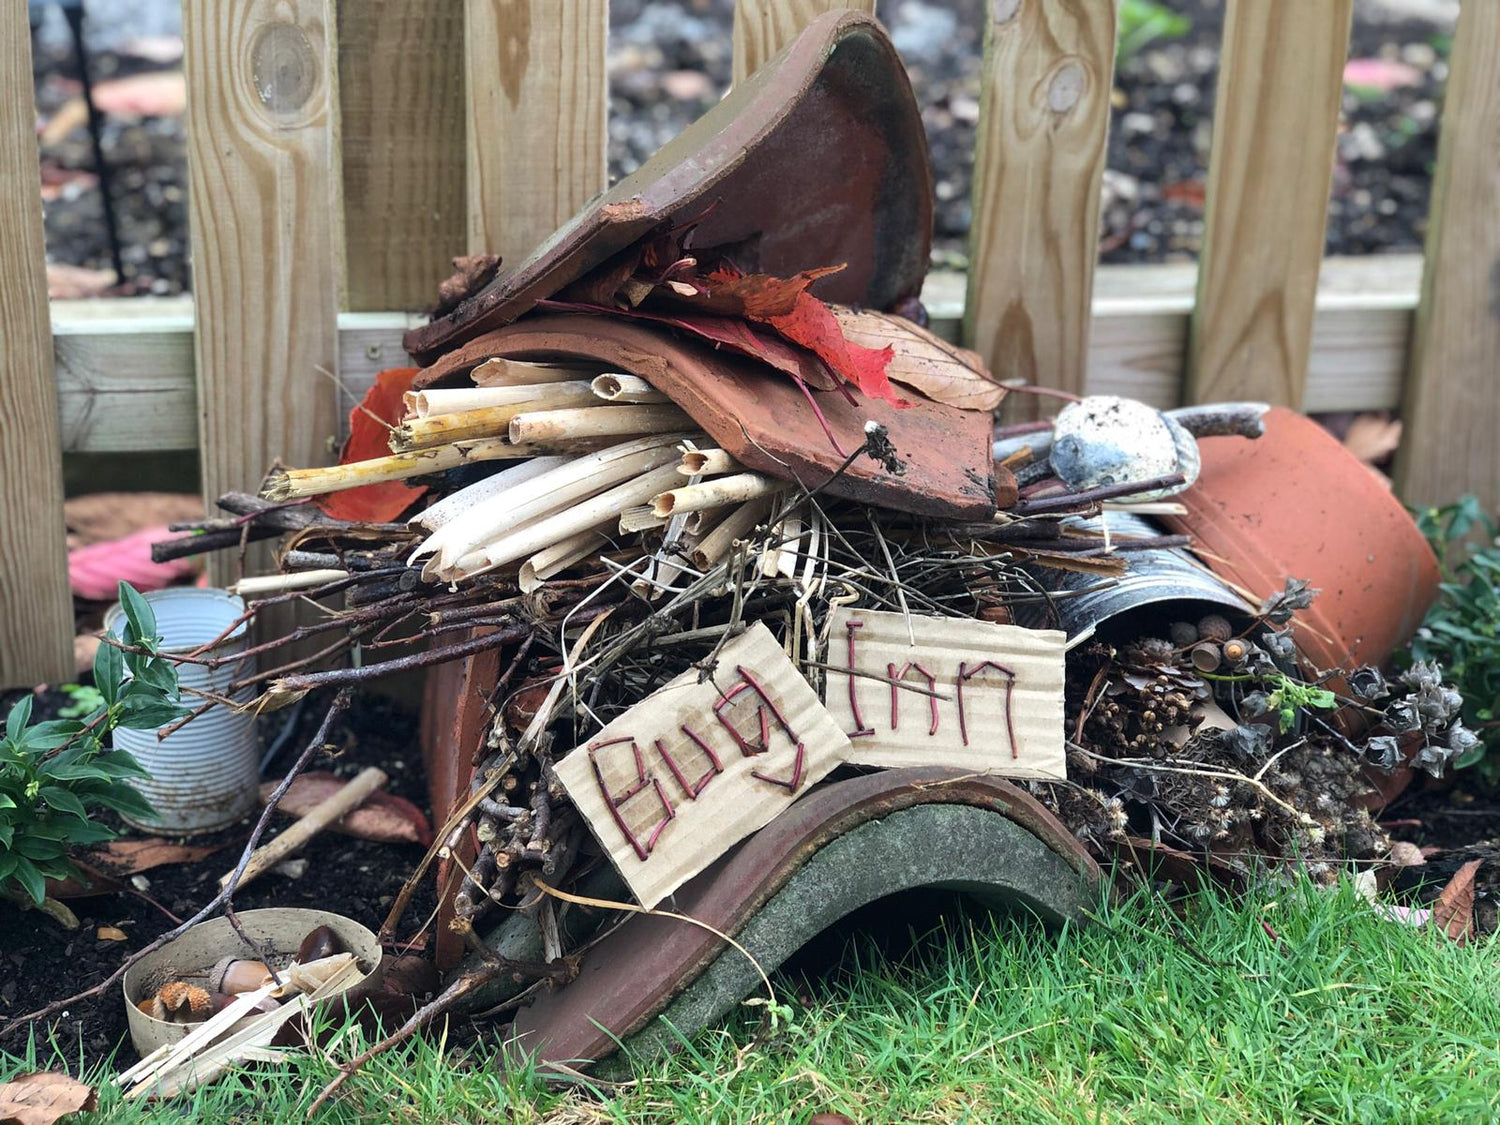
465,0,607,263
183,0,344,581
1396,1,1500,510
731,0,875,85
963,0,1116,402
0,4,72,686
46,258,1424,453
337,0,466,311
555,622,850,908
1186,0,1353,407
824,607,1066,778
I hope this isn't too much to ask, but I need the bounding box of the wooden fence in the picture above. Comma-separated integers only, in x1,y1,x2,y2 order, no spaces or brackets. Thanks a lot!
2,0,1496,687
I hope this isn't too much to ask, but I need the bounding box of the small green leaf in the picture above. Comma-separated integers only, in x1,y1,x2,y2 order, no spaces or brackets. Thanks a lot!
14,835,65,861
26,720,85,751
10,857,46,905
5,695,33,743
94,641,125,706
39,786,88,819
92,785,157,822
135,658,178,695
118,582,157,645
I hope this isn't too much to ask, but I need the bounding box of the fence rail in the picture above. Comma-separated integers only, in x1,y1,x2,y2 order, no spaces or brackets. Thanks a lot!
1,0,1495,686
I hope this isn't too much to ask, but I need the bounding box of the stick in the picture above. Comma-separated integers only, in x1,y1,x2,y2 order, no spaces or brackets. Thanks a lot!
265,622,534,695
590,372,672,404
219,767,388,891
519,528,609,593
508,404,694,444
652,472,788,518
404,382,595,418
262,439,552,500
228,569,349,598
691,496,774,570
679,447,740,476
392,385,599,449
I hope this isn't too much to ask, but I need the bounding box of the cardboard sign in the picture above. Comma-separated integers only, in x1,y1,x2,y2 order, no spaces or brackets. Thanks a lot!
555,622,851,908
823,607,1067,778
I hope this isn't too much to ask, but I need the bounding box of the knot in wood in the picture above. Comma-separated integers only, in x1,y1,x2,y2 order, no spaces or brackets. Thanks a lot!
1046,60,1087,114
251,22,318,116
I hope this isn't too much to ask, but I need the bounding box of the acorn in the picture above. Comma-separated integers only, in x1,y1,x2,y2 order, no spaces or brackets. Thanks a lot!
1168,620,1199,648
209,957,273,995
1190,641,1222,673
296,924,344,963
1196,614,1233,643
1222,638,1249,665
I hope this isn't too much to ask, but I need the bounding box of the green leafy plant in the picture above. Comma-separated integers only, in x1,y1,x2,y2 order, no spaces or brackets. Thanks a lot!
1116,0,1191,67
0,583,187,907
1406,496,1500,773
56,682,105,720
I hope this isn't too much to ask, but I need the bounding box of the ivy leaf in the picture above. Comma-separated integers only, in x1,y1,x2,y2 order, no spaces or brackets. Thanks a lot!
118,581,157,646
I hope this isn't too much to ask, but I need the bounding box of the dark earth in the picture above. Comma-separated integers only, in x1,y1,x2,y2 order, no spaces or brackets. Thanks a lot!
31,0,1454,295
0,690,434,1066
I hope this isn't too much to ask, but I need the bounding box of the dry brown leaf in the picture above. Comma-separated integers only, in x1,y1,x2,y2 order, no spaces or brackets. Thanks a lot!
831,306,1005,411
259,774,433,847
1387,841,1425,867
96,926,128,942
51,838,229,899
0,1072,97,1125
1433,858,1481,944
1342,413,1403,466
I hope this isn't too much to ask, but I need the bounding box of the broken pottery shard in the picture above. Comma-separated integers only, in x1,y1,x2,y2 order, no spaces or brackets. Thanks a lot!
433,315,995,521
824,606,1067,778
403,11,932,364
554,621,850,909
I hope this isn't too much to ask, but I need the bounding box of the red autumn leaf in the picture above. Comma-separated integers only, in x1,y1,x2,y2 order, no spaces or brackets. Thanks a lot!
682,264,844,319
317,367,426,523
764,289,905,407
259,773,433,847
1433,858,1481,945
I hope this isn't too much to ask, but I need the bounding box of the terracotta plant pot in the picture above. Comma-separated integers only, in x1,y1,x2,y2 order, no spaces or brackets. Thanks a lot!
1161,407,1438,675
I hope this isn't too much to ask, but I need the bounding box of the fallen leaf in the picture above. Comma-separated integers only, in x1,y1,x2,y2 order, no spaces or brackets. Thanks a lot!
96,926,128,942
0,1072,97,1125
51,838,228,899
1433,858,1481,945
809,1115,857,1125
259,773,433,847
317,368,427,523
831,307,1004,410
1343,57,1423,93
1387,841,1425,867
1342,413,1402,466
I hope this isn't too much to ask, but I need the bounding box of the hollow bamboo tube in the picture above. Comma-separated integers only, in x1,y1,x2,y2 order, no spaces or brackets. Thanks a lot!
221,767,388,891
691,497,774,570
651,472,787,518
470,358,592,387
508,404,694,445
411,455,570,532
393,384,599,450
262,438,546,500
415,433,695,570
590,372,671,404
455,464,687,580
678,447,740,476
618,505,669,534
519,527,610,593
229,569,349,598
404,382,595,418
760,511,805,579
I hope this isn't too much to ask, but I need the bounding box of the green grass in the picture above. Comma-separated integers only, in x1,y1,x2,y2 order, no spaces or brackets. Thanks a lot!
7,879,1500,1123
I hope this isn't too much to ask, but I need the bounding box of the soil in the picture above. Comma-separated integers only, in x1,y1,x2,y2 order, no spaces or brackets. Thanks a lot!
0,690,434,1067
32,0,1455,294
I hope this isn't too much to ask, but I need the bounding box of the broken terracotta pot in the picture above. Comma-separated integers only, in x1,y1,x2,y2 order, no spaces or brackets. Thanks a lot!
450,315,996,521
502,768,1100,1073
1160,407,1438,675
404,10,932,364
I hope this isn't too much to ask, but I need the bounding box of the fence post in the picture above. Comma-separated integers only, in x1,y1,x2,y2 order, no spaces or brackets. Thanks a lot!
1395,2,1500,512
338,0,467,312
465,0,608,263
964,0,1116,405
732,0,876,85
183,0,345,585
0,6,73,687
1186,0,1353,407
